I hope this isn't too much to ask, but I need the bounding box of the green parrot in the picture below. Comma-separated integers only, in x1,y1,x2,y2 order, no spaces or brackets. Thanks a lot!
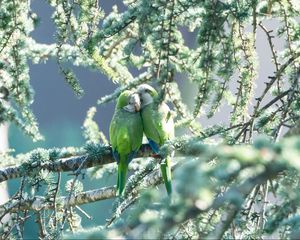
137,84,175,195
110,90,143,196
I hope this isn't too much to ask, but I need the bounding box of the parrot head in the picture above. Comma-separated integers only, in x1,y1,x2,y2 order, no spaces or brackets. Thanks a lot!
117,90,141,112
137,84,158,108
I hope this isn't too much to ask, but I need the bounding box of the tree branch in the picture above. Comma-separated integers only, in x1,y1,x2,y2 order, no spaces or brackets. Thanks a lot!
1,186,116,212
1,161,174,213
158,163,286,237
0,144,153,184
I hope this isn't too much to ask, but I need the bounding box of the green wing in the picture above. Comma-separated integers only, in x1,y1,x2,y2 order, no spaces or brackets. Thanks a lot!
110,109,143,159
141,102,174,196
110,109,143,196
157,102,174,142
142,103,174,145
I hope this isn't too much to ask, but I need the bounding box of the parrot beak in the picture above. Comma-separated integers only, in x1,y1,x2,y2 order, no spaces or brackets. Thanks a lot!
134,99,141,112
132,93,141,112
123,93,141,113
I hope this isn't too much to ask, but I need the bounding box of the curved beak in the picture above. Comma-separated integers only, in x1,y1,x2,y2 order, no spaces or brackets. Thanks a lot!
134,102,141,112
132,93,141,112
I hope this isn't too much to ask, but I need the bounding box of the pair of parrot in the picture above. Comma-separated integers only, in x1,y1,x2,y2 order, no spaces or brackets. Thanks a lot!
109,84,174,197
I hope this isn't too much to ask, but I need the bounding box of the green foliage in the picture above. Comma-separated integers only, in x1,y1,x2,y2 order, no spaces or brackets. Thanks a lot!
66,137,300,239
1,0,300,239
82,107,108,145
83,142,108,161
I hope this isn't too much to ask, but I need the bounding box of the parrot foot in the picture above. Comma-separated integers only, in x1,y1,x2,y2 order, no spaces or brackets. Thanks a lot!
152,154,162,159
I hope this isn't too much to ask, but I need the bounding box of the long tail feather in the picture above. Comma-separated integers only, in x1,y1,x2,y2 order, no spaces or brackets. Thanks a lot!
117,163,128,196
160,156,172,196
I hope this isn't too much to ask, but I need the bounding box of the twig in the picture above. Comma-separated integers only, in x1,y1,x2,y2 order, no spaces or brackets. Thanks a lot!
258,182,269,230
158,163,285,238
233,51,300,141
0,186,116,212
53,172,61,228
35,211,47,239
60,156,88,232
75,206,92,220
208,203,239,240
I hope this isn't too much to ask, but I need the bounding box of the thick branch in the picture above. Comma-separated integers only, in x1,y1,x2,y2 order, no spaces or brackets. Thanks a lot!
0,144,153,184
0,130,294,185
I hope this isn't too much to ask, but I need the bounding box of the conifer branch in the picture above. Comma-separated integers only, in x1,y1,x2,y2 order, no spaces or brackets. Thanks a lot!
1,186,116,212
0,162,174,213
159,163,285,238
0,144,154,184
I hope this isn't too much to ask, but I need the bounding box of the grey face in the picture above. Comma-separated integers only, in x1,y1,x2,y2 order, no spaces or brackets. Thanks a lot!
123,93,141,113
137,85,154,107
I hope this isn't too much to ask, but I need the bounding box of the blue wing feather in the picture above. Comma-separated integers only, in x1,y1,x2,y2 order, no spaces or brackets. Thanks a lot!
112,150,120,164
148,139,160,153
113,150,138,165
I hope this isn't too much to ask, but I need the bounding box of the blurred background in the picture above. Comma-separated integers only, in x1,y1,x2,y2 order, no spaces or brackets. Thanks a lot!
4,0,284,238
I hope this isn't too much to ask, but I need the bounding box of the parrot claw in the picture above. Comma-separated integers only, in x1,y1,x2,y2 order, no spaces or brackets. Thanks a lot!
152,154,161,159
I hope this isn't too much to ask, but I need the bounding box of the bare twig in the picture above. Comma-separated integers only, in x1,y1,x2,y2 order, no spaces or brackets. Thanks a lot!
60,156,89,232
